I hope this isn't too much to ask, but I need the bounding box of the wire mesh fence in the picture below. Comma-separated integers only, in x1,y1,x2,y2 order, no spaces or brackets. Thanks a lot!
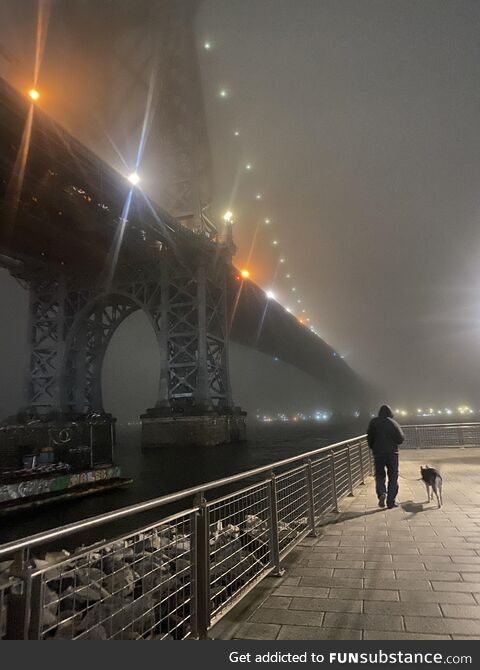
10,427,467,640
402,423,480,449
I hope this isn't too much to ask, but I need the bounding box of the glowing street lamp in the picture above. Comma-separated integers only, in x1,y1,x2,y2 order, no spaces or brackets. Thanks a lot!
241,269,250,279
223,210,234,224
128,172,140,186
28,88,40,101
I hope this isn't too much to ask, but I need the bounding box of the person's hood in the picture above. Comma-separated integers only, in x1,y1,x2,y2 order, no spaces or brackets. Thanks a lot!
378,404,393,418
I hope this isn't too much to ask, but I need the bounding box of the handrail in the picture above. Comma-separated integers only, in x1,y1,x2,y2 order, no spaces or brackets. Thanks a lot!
0,433,366,558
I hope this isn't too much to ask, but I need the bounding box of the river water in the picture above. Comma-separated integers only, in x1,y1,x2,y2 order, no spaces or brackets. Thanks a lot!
0,420,364,548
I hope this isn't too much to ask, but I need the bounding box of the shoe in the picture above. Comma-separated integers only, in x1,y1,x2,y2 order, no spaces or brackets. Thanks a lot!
378,494,386,508
387,502,398,509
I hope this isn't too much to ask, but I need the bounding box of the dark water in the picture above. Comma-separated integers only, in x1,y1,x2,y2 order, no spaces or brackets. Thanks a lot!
0,420,363,548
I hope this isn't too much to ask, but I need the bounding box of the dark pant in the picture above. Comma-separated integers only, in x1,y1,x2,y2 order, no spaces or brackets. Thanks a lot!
374,453,399,505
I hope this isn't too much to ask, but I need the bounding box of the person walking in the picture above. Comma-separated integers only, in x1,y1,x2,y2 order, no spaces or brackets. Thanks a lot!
367,404,405,509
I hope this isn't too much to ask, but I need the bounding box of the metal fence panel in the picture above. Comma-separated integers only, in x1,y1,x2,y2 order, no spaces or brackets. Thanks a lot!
31,512,195,640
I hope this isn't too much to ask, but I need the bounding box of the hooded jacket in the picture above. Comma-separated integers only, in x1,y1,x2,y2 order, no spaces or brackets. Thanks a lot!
367,405,405,455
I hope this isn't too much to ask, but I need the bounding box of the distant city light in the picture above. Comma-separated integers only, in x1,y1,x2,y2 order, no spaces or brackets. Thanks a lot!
279,258,285,263
234,130,240,136
223,210,234,223
204,41,212,50
264,218,271,224
241,269,250,279
28,88,40,101
255,193,262,200
219,88,228,98
128,172,140,186
272,240,278,246
266,290,276,300
245,163,252,170
286,274,291,278
292,287,296,291
286,307,292,313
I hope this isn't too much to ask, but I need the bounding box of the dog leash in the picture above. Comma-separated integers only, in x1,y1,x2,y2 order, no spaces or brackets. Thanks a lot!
399,475,423,482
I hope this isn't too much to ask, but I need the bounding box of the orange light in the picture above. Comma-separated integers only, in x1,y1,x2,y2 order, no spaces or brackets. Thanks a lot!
241,269,250,279
28,89,40,101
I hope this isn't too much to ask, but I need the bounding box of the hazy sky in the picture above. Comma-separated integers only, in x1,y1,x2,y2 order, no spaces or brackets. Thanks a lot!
2,0,480,410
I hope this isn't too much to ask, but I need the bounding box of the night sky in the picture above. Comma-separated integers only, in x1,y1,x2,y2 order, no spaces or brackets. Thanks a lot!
2,0,480,413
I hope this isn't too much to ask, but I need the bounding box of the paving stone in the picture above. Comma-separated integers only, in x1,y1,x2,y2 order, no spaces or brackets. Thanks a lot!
399,590,476,604
232,622,280,640
394,570,461,581
365,561,423,571
289,597,362,613
404,617,480,635
262,596,292,609
323,612,403,631
249,608,325,627
441,605,480,619
364,601,441,616
307,559,365,569
277,626,362,640
300,576,364,588
363,578,432,591
274,585,329,599
289,567,334,578
333,568,396,579
329,588,399,601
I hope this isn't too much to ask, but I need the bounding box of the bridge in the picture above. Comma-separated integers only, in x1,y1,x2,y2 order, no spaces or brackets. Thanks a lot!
0,0,366,456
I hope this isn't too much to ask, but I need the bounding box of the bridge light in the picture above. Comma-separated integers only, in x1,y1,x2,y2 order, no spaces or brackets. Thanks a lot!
219,88,228,98
245,163,252,170
28,88,40,101
255,193,262,200
234,130,240,136
223,210,234,223
204,41,212,50
264,218,271,224
272,240,278,246
128,172,140,186
266,290,276,300
241,269,250,279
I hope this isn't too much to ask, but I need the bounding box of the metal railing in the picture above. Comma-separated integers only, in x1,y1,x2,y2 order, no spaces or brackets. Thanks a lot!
0,434,372,640
402,422,480,449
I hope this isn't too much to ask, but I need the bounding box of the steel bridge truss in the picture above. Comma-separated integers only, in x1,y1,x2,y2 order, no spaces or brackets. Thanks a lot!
20,246,232,418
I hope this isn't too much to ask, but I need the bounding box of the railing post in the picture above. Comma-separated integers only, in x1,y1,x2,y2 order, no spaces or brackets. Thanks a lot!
268,472,285,577
330,450,339,513
347,446,354,496
359,442,365,485
457,425,464,447
305,459,318,537
192,493,210,639
414,426,420,449
6,550,32,640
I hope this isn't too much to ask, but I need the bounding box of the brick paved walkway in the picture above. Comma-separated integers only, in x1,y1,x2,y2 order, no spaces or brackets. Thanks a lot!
211,448,480,640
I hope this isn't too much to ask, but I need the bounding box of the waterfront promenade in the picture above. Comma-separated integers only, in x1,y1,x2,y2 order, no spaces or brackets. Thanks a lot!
211,448,480,640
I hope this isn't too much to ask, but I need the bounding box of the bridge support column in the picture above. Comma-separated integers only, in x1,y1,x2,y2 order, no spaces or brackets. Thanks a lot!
23,274,68,416
141,247,246,448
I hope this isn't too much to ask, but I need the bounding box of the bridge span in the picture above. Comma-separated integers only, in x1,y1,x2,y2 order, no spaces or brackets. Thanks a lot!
0,76,366,452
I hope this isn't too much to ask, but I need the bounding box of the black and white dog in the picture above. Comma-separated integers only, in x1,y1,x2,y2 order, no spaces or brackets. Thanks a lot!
420,466,443,508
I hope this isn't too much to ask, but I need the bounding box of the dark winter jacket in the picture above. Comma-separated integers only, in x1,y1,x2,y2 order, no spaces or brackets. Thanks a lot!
367,405,405,455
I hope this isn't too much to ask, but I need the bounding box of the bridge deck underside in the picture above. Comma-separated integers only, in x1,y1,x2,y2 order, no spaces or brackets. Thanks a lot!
211,448,480,640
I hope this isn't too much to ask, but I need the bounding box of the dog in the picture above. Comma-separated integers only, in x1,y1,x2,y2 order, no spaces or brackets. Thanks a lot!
420,466,443,508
